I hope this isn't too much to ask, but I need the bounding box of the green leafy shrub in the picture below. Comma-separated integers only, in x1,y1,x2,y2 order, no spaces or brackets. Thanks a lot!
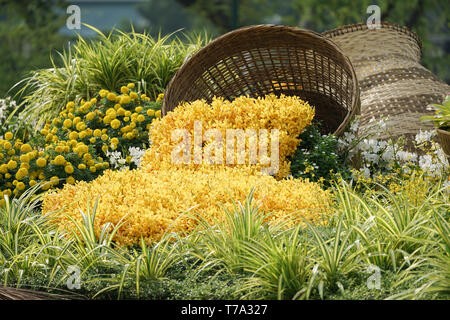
289,124,351,184
421,95,450,130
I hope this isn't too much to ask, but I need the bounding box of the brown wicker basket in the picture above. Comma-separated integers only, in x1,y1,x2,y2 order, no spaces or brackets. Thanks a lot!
437,128,450,158
322,22,450,143
162,24,360,136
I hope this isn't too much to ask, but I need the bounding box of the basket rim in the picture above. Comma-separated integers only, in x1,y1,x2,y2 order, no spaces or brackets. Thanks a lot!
162,24,360,136
321,21,422,58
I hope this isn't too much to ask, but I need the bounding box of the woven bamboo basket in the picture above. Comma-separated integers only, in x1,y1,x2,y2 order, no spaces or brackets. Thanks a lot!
162,24,360,136
322,22,450,143
437,129,450,158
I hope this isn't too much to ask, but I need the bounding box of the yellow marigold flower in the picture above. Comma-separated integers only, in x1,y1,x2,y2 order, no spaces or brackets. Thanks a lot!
66,101,75,109
83,153,92,162
101,134,108,141
54,155,66,166
69,131,78,140
4,132,13,140
136,114,145,122
127,83,135,89
126,132,134,140
64,165,74,174
36,158,47,167
86,112,96,121
16,182,25,191
156,93,164,102
117,107,126,116
120,95,131,105
78,144,89,155
99,89,108,98
40,129,49,136
19,154,29,163
3,141,12,149
155,110,161,118
89,166,96,173
103,115,112,125
106,108,116,116
29,180,37,187
55,146,65,153
42,183,51,191
20,143,32,153
73,116,81,125
79,131,87,140
107,92,117,101
130,92,138,100
20,162,30,170
15,168,28,180
76,122,86,131
101,145,108,153
78,163,86,170
92,129,101,137
63,119,72,128
121,86,129,94
7,160,17,170
147,109,155,117
67,176,75,185
110,137,119,145
0,164,8,174
110,119,121,129
90,98,97,104
50,176,59,185
89,137,96,144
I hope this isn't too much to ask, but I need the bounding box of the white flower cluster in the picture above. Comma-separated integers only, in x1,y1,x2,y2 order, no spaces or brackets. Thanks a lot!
106,147,146,170
0,97,38,139
337,117,449,179
106,150,127,170
0,97,18,138
128,147,146,168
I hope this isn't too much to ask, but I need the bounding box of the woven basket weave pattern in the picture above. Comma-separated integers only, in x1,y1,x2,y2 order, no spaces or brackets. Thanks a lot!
323,22,450,141
437,129,450,157
163,25,360,136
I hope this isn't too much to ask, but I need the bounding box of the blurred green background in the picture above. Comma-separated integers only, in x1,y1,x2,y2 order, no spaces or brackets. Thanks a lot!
0,0,448,100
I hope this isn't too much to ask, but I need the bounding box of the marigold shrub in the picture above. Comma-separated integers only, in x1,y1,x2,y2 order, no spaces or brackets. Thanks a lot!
42,167,332,245
141,94,315,178
0,84,162,202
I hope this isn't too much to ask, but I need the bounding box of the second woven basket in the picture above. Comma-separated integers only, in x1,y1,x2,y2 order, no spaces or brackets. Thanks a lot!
322,22,450,143
162,24,360,136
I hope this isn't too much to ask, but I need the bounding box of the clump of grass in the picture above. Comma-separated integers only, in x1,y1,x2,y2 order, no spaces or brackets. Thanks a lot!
15,25,209,127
